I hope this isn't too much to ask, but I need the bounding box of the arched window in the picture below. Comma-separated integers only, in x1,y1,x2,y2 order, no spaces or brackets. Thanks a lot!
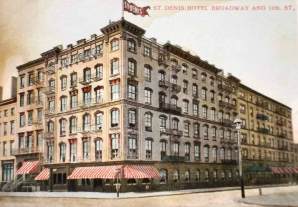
69,116,77,134
210,108,216,121
201,72,207,82
128,58,137,76
202,105,208,119
47,120,54,133
95,111,103,130
173,169,179,182
82,113,91,131
111,108,119,127
192,68,198,79
159,115,167,131
60,75,67,90
159,70,166,81
94,64,103,80
111,38,119,51
59,142,66,162
220,147,225,160
111,58,119,75
211,126,217,140
83,67,91,82
144,87,153,104
203,145,209,161
182,63,188,74
184,170,190,182
59,118,67,136
195,170,200,182
144,64,152,82
171,95,178,107
204,170,209,182
95,138,103,161
60,96,67,112
171,117,179,130
201,87,207,101
212,146,218,162
127,38,136,52
202,124,208,139
144,112,153,131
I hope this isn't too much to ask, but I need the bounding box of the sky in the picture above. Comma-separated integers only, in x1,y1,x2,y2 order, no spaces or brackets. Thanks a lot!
0,0,297,141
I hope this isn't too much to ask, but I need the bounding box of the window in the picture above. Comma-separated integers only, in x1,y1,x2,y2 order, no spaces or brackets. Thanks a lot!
183,100,189,114
83,90,92,106
95,112,103,130
202,105,208,119
10,121,15,135
128,39,136,52
61,76,67,90
27,90,34,105
19,113,25,127
203,125,208,139
210,91,215,102
111,109,119,127
48,99,55,112
60,119,67,136
182,64,188,74
83,68,91,83
95,64,103,80
28,73,34,86
27,110,33,125
3,123,7,136
192,84,198,97
144,88,152,104
111,133,119,159
184,143,190,160
95,44,103,55
192,69,198,79
47,121,54,133
211,127,217,140
128,84,137,100
95,87,104,103
60,96,67,112
172,118,179,130
159,70,165,81
183,80,188,94
145,139,152,159
144,65,152,82
71,54,78,64
69,93,78,109
201,73,207,82
82,113,91,131
160,169,168,184
37,109,43,121
128,135,137,159
20,75,25,88
194,143,200,160
59,143,66,162
70,72,77,87
144,112,152,131
111,58,119,75
82,139,90,160
95,139,103,160
201,88,207,100
194,123,200,137
111,39,119,51
20,93,25,107
210,108,216,121
160,140,167,160
69,140,77,162
128,59,136,76
193,102,199,116
84,49,91,59
184,122,190,137
111,80,120,100
240,104,246,113
144,46,151,57
173,142,179,156
173,170,179,182
160,116,167,131
212,147,218,162
128,109,136,128
220,148,225,160
204,145,209,162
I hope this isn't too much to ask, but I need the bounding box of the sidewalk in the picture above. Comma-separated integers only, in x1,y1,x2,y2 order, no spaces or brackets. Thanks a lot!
0,184,296,199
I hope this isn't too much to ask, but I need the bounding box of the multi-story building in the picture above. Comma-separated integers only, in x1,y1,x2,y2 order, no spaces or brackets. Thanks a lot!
0,81,17,188
8,18,295,191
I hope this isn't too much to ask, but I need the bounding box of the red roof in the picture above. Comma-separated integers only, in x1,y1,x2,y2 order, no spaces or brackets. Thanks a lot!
35,168,49,181
16,161,40,175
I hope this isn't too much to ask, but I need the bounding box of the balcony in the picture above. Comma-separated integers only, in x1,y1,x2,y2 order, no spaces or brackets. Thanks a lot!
47,66,56,74
160,128,183,137
12,147,42,156
277,133,287,138
79,77,92,85
219,119,234,127
45,109,55,116
43,86,55,95
161,155,186,162
44,132,54,139
32,119,43,126
91,73,103,82
218,84,233,93
256,101,269,109
218,100,237,110
158,80,170,88
220,138,237,145
159,103,182,114
77,125,103,135
257,127,270,134
256,113,269,121
171,64,181,73
221,159,237,165
79,98,104,109
171,83,181,93
158,57,168,67
34,79,45,87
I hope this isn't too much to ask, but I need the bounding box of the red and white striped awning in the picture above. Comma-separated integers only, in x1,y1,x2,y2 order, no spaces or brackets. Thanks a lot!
16,161,40,175
123,165,160,179
35,168,50,181
67,165,123,180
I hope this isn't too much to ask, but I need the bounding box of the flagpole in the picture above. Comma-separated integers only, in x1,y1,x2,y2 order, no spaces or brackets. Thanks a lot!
122,0,124,19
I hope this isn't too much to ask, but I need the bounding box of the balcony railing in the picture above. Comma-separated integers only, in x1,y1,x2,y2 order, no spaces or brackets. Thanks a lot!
218,100,236,110
171,64,181,73
219,119,234,127
33,78,45,87
171,83,181,93
220,138,237,145
161,155,186,162
159,102,182,114
32,119,43,126
47,66,56,74
79,77,92,85
79,98,104,108
277,133,287,138
12,147,42,155
160,128,183,137
257,127,270,134
91,73,103,82
256,113,269,121
43,86,55,95
158,80,170,88
44,132,54,139
77,125,103,134
158,57,168,66
218,84,233,93
221,159,237,165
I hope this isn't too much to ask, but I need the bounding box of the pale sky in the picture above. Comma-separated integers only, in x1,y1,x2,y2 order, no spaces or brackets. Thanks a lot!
0,0,297,141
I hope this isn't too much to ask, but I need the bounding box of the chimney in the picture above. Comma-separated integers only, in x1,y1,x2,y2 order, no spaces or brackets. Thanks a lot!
11,77,17,98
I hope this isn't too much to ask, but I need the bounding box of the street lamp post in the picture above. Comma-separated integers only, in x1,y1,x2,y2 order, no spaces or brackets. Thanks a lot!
115,168,121,198
234,118,245,198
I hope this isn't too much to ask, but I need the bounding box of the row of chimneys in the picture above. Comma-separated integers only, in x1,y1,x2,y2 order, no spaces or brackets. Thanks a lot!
0,77,17,102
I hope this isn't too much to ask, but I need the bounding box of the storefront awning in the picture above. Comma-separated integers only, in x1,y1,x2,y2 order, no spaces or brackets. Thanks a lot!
271,167,298,174
35,168,49,181
67,165,122,180
16,161,40,175
67,165,160,180
123,165,160,179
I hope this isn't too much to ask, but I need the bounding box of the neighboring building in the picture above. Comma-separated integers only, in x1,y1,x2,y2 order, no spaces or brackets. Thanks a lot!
6,18,296,191
0,96,17,186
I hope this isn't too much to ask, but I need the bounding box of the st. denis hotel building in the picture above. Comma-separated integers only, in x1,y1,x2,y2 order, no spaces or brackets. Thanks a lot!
0,18,295,192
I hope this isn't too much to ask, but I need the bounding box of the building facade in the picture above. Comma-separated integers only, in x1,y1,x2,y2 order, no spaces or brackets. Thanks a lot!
5,18,296,191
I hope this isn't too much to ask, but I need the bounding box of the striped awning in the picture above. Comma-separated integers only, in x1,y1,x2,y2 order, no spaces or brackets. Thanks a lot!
16,161,40,175
67,165,123,180
35,168,50,181
123,165,160,179
271,167,298,174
